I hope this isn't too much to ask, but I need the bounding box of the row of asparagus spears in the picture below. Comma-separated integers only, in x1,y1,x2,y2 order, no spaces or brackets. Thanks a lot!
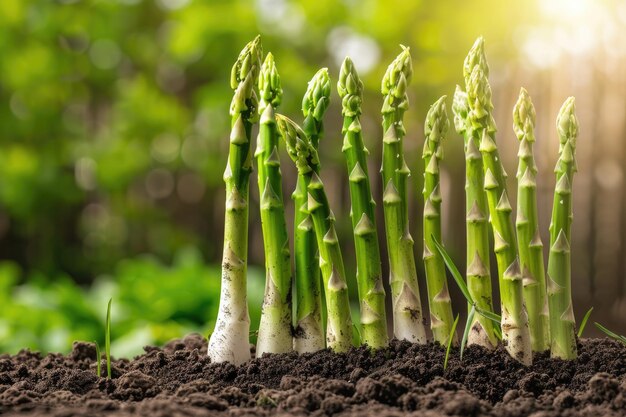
208,35,579,366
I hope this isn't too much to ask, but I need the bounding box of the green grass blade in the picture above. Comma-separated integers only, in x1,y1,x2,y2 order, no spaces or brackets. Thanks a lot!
594,322,626,344
477,307,502,340
493,323,502,341
444,314,460,370
106,298,112,379
577,307,593,338
432,235,473,304
352,323,362,347
95,341,101,378
461,306,476,360
475,306,502,324
432,235,502,338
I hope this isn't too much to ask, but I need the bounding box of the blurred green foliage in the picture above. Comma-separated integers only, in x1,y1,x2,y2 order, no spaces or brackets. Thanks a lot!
0,247,264,356
0,0,540,354
0,0,536,277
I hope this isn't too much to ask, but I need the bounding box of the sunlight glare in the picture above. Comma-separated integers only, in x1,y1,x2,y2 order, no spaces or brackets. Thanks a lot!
523,0,623,68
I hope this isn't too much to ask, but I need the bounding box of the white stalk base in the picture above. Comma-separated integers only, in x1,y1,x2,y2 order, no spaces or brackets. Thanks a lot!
208,314,251,365
293,314,325,353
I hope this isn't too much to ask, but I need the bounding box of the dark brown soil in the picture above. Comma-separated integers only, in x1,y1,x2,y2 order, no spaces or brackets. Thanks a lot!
0,334,625,416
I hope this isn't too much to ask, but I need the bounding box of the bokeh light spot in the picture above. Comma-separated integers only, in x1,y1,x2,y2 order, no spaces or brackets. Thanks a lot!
151,133,180,164
594,159,623,190
89,39,122,70
157,0,190,11
75,157,98,191
146,168,175,199
327,27,381,75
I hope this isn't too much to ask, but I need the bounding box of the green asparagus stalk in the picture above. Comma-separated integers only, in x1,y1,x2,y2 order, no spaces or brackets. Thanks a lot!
464,37,531,364
452,86,498,349
255,53,292,355
277,115,353,352
381,47,427,343
547,97,578,360
208,36,262,364
293,68,331,353
338,57,388,349
513,88,550,352
422,96,456,345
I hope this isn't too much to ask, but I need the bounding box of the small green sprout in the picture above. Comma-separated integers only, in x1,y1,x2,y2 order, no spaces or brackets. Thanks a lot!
594,322,626,345
106,298,112,379
432,236,502,332
444,315,460,370
577,308,593,338
460,306,475,360
352,323,362,347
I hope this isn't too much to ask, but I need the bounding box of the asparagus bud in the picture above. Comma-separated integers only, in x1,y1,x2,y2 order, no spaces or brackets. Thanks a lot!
302,68,331,149
452,86,498,349
547,97,578,360
338,57,388,349
209,36,263,365
422,96,456,345
464,37,532,365
255,53,293,356
380,47,427,344
293,68,331,353
277,115,353,352
513,88,550,352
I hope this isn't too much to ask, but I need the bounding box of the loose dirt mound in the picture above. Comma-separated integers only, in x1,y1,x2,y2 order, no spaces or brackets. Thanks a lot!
0,334,625,416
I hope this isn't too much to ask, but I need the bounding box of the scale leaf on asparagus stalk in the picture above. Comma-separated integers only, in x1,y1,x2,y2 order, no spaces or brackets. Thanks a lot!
547,97,578,360
513,88,550,353
293,68,331,353
452,86,498,349
422,96,456,345
208,36,263,365
255,53,293,355
381,47,427,344
464,37,532,364
338,57,388,349
277,115,354,352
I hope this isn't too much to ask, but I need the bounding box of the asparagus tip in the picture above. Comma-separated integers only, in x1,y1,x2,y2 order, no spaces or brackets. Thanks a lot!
303,67,331,118
338,57,363,119
341,55,354,70
451,86,469,135
463,36,489,83
557,97,578,145
381,45,413,96
259,53,282,106
424,95,449,150
276,114,317,174
230,36,263,90
338,56,363,98
513,87,536,142
465,52,496,133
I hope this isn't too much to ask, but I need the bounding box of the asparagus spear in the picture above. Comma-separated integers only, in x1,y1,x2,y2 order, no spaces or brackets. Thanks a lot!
381,47,427,344
293,68,331,353
513,88,550,352
255,53,292,355
422,96,456,345
277,115,353,352
547,97,578,360
302,68,331,150
452,86,498,349
208,36,262,365
464,37,532,364
337,58,388,348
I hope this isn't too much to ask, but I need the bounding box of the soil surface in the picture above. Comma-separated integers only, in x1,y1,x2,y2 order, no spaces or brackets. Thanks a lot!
0,334,625,416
